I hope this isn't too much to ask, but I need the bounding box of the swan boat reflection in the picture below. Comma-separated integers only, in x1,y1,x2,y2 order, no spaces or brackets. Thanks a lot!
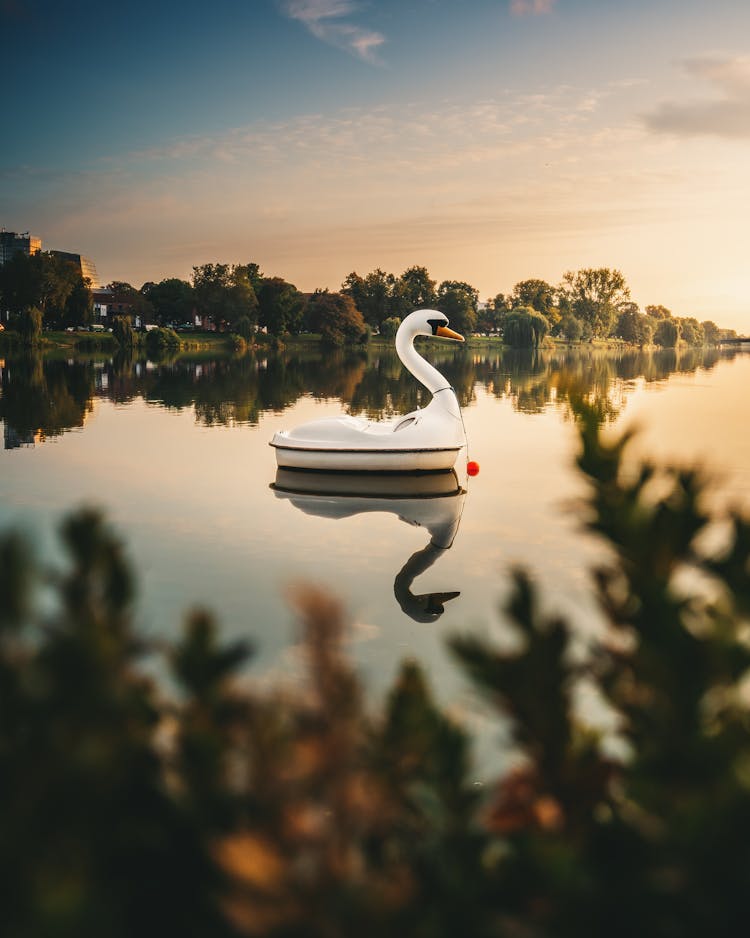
271,469,466,623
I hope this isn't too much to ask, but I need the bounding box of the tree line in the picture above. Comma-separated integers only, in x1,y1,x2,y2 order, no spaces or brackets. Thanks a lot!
1,250,735,348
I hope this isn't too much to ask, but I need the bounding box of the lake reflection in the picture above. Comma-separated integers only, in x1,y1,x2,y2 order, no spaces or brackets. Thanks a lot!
0,343,733,447
1,343,748,710
272,469,465,623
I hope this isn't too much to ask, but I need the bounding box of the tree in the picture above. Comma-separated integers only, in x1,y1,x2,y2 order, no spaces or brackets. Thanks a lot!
192,264,258,330
436,280,479,335
379,317,401,338
702,320,721,345
0,251,39,317
234,316,253,341
0,252,88,327
142,278,195,326
66,277,94,328
558,313,583,342
256,277,305,336
512,279,558,326
16,306,43,345
392,266,436,317
678,317,704,347
614,302,653,346
503,306,549,347
342,269,396,329
112,315,135,347
38,254,81,325
108,281,154,326
653,317,680,347
242,262,264,292
561,268,630,338
145,327,180,357
305,290,368,347
477,294,510,334
645,304,672,320
341,271,367,316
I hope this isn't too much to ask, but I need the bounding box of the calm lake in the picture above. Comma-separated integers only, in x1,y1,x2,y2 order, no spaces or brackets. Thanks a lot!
2,343,749,720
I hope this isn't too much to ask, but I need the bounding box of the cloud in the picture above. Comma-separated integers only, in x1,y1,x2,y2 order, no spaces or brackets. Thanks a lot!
510,0,556,16
643,55,750,139
281,0,385,64
127,87,605,180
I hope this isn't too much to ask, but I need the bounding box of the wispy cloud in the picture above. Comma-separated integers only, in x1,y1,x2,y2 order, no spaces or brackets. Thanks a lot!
643,55,750,139
127,86,604,177
281,0,385,64
510,0,556,16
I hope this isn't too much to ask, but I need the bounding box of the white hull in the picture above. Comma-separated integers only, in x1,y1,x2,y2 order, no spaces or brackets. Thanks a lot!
271,442,461,473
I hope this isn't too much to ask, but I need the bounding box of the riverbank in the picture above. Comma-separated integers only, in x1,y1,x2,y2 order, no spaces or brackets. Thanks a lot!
0,328,710,358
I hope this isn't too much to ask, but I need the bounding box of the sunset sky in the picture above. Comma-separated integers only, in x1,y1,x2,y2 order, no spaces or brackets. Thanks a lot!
3,0,749,328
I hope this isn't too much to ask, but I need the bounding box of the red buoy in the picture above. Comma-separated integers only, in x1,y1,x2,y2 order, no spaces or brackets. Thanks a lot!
467,460,480,477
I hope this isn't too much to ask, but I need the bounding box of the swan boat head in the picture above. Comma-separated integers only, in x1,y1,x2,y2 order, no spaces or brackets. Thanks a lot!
270,309,467,473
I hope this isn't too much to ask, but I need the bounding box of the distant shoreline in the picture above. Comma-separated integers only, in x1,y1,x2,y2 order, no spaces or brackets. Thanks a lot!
1,328,712,357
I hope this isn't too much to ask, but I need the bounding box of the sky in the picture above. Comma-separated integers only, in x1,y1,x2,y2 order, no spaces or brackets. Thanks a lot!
2,0,749,328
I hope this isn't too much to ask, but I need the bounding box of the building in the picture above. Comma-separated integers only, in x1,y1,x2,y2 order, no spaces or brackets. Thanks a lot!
49,250,100,288
0,230,42,264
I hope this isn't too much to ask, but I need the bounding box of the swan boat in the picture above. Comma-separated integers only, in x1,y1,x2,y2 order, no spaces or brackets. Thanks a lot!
269,309,466,472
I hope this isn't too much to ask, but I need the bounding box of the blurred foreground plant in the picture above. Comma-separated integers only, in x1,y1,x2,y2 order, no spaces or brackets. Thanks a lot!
1,410,750,937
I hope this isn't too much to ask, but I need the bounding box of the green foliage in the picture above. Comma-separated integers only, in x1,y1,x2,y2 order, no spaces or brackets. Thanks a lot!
0,252,92,327
678,316,705,347
392,265,437,317
645,304,672,320
67,276,94,326
503,306,550,347
701,320,721,345
614,303,654,346
16,306,43,345
305,290,369,347
654,317,680,347
108,281,154,325
256,277,305,336
379,316,401,338
451,406,750,936
512,278,559,326
192,264,258,331
234,316,253,341
561,268,630,338
558,312,584,342
3,413,750,935
145,326,180,357
342,269,396,329
112,315,135,347
477,294,510,334
142,277,195,325
436,280,479,335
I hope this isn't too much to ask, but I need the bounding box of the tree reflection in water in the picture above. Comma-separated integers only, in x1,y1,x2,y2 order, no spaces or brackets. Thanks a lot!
0,344,735,446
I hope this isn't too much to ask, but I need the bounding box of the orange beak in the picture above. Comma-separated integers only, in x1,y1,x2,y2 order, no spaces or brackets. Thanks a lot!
436,325,464,342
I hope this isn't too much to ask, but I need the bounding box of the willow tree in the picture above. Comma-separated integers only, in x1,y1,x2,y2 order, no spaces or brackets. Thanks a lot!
503,306,549,348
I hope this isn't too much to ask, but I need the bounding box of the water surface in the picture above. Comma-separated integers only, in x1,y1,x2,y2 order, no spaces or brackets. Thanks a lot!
2,344,748,711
